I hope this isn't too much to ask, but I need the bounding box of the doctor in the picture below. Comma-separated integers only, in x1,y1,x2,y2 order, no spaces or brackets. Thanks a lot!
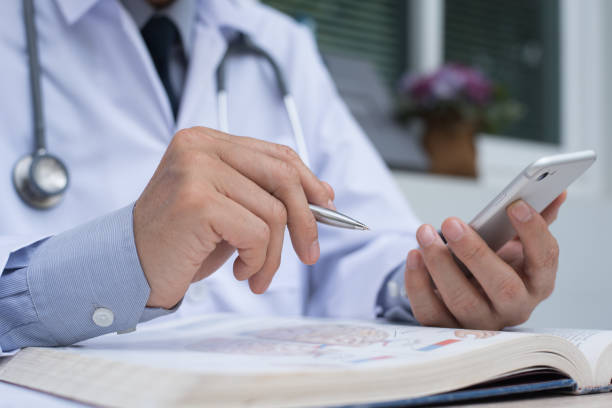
0,0,563,353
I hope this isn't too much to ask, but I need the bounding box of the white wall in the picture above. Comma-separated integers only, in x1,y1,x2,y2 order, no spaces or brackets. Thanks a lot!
392,169,612,330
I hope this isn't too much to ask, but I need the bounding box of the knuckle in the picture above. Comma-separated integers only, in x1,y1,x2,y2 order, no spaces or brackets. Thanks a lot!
544,239,560,268
269,200,288,226
506,306,533,327
276,144,301,163
172,128,198,149
453,294,481,318
533,278,555,301
540,280,555,300
179,184,211,211
532,240,559,274
169,142,206,170
254,222,271,244
171,127,217,154
175,150,200,170
496,279,523,304
460,242,487,264
533,236,559,267
277,161,300,185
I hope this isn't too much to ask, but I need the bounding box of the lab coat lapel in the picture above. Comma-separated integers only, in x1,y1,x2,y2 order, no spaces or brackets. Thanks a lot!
177,0,260,131
176,21,227,131
54,0,101,24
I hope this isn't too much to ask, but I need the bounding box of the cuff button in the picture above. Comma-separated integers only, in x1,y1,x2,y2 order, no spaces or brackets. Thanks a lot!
92,307,114,327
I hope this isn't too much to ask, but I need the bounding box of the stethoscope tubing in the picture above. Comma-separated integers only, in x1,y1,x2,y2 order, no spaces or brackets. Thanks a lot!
16,6,312,209
23,0,46,154
216,33,311,168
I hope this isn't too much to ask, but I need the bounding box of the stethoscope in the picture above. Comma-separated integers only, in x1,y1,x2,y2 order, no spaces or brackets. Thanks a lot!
14,0,310,210
13,0,69,209
216,32,310,168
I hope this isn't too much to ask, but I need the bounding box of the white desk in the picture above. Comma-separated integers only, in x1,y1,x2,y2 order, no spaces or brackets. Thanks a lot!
2,380,611,407
440,392,612,407
0,382,85,408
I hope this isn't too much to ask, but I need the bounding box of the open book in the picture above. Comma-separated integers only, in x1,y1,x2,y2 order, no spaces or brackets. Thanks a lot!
1,314,611,407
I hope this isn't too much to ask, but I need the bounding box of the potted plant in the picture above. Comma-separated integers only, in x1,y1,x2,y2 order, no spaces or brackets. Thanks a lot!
397,64,523,177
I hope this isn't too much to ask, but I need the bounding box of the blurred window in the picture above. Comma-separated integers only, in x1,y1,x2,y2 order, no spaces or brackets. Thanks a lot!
261,0,430,171
261,0,408,88
261,0,562,164
444,0,560,144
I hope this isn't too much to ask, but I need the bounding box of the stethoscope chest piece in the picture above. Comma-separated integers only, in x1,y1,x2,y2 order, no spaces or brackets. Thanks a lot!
15,0,69,210
13,151,69,209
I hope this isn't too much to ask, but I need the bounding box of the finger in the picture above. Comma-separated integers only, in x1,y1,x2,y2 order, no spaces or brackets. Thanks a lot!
213,161,287,293
321,181,335,204
540,190,567,225
405,250,459,327
417,224,496,329
503,191,567,245
247,215,284,294
204,127,334,208
507,200,559,300
193,241,235,282
214,139,320,265
496,239,525,270
208,195,270,283
441,217,530,321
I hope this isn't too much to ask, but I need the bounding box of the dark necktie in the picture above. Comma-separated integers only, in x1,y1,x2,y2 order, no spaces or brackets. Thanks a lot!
141,15,181,118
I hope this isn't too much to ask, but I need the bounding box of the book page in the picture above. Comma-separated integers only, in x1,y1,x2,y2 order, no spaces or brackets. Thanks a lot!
516,327,612,381
67,314,528,375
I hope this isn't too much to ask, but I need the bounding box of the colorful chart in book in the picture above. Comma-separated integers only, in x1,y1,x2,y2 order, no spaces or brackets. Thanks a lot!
186,337,325,356
185,323,499,361
186,325,389,356
247,325,390,346
73,316,514,373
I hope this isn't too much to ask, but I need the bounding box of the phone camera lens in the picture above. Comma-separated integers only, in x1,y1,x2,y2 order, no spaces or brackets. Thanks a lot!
537,172,549,181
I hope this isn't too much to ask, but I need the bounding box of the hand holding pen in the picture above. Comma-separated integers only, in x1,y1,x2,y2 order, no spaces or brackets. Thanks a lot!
133,127,367,309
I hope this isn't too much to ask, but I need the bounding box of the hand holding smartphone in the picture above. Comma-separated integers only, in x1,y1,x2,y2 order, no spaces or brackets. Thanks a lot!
407,150,595,329
468,150,596,252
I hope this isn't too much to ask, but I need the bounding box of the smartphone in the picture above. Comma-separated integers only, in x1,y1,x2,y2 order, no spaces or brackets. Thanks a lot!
469,150,596,252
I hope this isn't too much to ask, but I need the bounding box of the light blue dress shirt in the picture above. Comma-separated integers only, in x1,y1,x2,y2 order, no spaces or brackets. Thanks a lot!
377,263,419,324
0,204,413,353
0,205,173,352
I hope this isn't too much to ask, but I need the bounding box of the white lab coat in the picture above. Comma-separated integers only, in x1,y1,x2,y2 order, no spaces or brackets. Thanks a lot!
0,0,420,321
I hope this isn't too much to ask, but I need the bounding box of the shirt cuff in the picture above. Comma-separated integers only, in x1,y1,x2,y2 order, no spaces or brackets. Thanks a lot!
0,204,175,351
376,261,420,325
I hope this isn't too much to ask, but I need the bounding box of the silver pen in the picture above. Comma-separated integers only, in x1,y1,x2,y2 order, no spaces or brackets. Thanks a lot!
309,204,369,231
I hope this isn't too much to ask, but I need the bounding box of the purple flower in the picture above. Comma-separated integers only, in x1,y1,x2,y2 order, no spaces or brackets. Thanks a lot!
431,66,467,101
400,74,434,104
399,63,493,107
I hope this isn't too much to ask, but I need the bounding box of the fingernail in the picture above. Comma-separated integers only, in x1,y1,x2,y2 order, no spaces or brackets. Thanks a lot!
417,225,436,247
443,219,464,242
510,201,532,223
406,251,420,269
309,240,320,262
327,199,337,211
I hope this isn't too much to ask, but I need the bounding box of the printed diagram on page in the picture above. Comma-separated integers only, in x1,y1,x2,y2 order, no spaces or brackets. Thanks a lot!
185,324,499,363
